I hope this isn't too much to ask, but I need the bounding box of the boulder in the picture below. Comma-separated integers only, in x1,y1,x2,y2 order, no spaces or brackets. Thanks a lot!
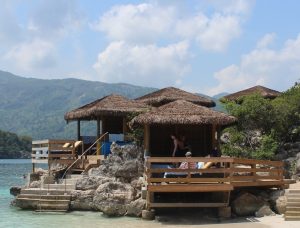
232,192,265,216
126,198,146,217
76,176,114,191
93,181,134,216
269,190,286,214
29,180,41,188
10,186,21,196
255,205,275,217
70,190,95,210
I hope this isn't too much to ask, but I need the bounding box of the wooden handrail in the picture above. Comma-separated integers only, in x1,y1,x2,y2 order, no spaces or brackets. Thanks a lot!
61,132,108,181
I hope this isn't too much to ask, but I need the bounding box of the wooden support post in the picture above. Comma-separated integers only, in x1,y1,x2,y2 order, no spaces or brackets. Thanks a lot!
211,124,216,150
144,124,150,156
97,118,100,155
217,125,221,156
77,120,81,141
123,117,127,134
32,163,35,173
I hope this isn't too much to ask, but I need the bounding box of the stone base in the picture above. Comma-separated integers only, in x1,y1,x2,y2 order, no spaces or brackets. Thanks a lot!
218,207,231,218
142,210,155,220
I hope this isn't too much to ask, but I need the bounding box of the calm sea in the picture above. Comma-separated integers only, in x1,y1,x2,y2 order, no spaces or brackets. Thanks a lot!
0,159,158,228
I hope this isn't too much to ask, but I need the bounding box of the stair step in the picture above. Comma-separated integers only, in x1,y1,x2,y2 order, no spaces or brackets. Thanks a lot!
17,194,71,200
21,189,71,195
38,199,70,204
287,194,300,198
287,198,300,202
16,198,70,204
43,184,75,190
285,211,300,216
288,189,300,194
286,202,300,206
35,210,68,213
38,204,69,210
285,216,300,221
286,207,300,211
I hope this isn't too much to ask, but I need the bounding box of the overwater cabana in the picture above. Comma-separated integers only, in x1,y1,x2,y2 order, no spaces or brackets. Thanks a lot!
64,94,149,153
131,99,236,157
130,100,286,211
136,87,216,107
222,85,281,103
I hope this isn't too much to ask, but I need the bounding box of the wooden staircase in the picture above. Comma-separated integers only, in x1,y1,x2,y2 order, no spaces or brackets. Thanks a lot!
285,183,300,221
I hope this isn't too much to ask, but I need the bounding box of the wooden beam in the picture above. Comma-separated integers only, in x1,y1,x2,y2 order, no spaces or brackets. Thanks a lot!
149,203,228,208
122,117,127,135
144,124,150,156
148,184,233,192
97,118,101,155
77,120,81,140
211,124,216,149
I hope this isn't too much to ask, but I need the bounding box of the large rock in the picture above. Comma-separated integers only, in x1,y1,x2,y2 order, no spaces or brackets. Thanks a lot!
70,190,95,210
126,198,146,217
29,180,41,188
10,186,21,196
93,181,135,216
232,192,266,216
76,176,114,191
269,189,286,214
255,205,275,217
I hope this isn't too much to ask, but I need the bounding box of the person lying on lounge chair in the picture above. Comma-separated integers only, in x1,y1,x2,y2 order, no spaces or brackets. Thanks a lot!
178,151,197,169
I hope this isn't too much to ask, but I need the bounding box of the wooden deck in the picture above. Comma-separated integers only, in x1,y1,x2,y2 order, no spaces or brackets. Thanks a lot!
145,157,285,209
31,139,100,173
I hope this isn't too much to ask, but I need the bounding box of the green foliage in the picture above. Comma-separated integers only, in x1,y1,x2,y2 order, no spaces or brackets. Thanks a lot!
222,84,300,160
0,129,31,158
0,70,155,140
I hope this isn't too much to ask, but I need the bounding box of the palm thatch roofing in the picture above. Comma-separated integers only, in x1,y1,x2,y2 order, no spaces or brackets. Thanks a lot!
131,100,236,126
222,85,281,102
64,94,149,121
135,87,215,107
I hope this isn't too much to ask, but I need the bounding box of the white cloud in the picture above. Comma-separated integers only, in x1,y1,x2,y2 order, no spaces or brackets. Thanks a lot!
5,39,56,71
28,0,84,38
92,1,251,52
93,41,190,88
91,3,175,44
208,34,300,95
256,33,276,49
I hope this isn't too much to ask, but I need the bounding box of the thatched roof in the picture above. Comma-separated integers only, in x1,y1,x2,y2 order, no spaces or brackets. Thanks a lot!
222,85,281,102
64,94,149,121
131,100,236,126
135,87,215,107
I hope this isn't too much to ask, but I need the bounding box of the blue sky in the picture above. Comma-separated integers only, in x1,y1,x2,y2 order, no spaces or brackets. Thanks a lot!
1,0,300,95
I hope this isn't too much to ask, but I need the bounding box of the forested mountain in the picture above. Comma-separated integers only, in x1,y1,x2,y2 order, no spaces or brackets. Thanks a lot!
0,70,222,141
0,129,31,158
0,70,155,139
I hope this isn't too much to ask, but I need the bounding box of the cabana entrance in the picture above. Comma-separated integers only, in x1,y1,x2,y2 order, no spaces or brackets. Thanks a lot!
149,124,215,157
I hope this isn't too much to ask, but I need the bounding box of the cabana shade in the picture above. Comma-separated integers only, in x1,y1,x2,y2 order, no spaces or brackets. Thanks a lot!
64,94,149,121
222,85,281,102
131,100,236,126
135,87,215,107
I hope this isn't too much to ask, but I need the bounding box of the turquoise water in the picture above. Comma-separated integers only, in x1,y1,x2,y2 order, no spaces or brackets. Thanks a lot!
0,159,157,228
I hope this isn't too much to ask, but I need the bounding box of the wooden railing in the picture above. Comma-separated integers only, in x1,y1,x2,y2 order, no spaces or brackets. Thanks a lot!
145,157,284,190
145,157,285,209
32,139,78,164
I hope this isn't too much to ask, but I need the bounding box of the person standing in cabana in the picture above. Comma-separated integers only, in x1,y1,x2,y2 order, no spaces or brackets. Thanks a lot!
171,134,190,157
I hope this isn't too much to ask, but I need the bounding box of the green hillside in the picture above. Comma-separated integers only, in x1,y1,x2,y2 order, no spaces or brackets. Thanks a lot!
0,70,155,139
0,129,31,158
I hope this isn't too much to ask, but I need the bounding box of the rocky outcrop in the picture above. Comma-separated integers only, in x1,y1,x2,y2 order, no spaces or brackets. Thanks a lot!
10,186,21,196
70,190,95,211
255,205,275,217
276,141,300,179
71,143,145,217
232,192,266,216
